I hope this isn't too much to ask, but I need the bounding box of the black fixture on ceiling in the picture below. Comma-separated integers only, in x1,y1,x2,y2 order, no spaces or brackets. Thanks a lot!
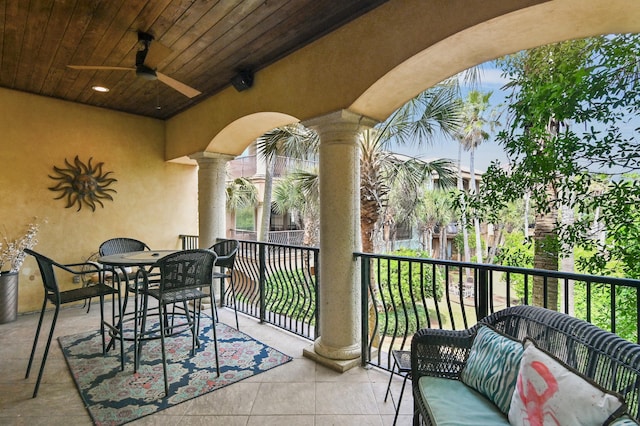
231,70,254,92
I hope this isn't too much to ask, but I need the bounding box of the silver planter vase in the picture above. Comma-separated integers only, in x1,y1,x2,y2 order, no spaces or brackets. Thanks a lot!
0,272,19,324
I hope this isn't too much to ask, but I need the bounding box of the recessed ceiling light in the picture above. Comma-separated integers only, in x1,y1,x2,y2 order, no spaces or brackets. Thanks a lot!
92,85,109,93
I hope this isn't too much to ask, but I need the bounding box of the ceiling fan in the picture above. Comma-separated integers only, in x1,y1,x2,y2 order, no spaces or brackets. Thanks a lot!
67,31,201,98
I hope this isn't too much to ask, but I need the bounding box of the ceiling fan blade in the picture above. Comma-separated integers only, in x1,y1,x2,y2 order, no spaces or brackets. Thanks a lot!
144,41,172,69
67,65,135,72
156,71,201,98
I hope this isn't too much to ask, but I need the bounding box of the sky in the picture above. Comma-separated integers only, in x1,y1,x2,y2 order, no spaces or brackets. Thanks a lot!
392,65,510,172
393,57,640,176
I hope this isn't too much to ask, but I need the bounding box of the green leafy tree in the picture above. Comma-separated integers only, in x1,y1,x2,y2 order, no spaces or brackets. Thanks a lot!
479,35,640,311
572,246,637,342
494,231,534,303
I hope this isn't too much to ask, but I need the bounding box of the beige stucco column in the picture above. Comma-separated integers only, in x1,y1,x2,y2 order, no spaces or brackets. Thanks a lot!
190,152,235,248
302,109,377,372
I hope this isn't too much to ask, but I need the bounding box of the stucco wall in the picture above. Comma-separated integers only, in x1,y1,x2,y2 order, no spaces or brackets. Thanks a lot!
0,88,198,313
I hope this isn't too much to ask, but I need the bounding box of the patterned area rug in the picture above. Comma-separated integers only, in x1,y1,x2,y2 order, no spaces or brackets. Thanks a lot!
58,317,292,425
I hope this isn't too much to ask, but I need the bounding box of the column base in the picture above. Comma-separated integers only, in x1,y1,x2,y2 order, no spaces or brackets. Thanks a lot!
302,345,362,373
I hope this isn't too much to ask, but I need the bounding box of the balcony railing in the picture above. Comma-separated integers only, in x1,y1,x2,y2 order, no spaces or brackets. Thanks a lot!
355,252,640,372
179,235,640,374
179,235,319,340
229,229,305,245
231,240,319,339
181,230,305,247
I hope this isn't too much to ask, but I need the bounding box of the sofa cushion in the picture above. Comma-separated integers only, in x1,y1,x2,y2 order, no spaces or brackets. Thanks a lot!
419,376,510,425
610,415,640,425
509,339,626,426
460,325,524,413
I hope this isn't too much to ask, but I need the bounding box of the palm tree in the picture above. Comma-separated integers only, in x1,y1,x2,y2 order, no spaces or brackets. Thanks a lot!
414,190,438,255
226,176,258,210
415,189,454,258
359,131,457,253
225,176,259,230
257,80,462,253
457,140,471,264
272,170,320,246
357,82,461,252
435,191,454,259
384,156,448,251
456,90,496,263
255,124,319,241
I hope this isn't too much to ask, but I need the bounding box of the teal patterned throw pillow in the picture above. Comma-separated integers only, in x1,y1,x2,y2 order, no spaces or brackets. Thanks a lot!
460,325,524,414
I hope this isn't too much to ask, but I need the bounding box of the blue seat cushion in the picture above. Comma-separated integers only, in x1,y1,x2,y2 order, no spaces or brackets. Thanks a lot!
419,376,510,425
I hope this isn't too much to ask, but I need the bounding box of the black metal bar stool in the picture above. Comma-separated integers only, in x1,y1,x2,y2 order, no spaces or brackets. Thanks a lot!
384,349,412,426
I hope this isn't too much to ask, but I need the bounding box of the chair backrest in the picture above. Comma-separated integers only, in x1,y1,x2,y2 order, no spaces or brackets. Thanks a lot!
156,249,217,294
99,237,150,256
24,249,61,297
209,239,239,270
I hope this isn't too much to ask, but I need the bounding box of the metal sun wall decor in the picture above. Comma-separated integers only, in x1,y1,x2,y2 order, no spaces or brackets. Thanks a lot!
48,156,117,212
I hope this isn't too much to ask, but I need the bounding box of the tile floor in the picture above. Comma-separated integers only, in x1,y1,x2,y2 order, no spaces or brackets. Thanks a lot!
0,303,413,425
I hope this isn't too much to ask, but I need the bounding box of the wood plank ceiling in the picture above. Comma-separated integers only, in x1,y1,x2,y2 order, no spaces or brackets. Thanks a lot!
0,0,388,119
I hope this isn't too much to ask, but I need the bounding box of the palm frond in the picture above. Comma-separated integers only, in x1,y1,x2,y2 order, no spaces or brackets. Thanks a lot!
272,169,319,215
255,123,319,162
226,177,258,210
379,79,463,148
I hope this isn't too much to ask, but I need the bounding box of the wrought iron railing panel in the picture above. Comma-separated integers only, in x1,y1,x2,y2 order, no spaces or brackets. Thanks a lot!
179,235,640,373
355,252,640,372
262,244,317,337
233,241,263,320
179,235,319,340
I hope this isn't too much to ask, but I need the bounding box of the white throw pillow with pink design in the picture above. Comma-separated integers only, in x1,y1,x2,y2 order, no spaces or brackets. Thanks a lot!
508,339,626,426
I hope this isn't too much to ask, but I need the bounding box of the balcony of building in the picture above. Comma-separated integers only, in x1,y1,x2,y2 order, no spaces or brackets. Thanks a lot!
4,238,640,425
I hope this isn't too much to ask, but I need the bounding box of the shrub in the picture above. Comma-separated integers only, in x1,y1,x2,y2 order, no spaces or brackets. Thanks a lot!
376,248,444,307
264,269,316,324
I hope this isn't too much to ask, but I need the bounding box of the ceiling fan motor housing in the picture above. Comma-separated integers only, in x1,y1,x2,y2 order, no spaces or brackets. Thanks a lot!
136,65,157,80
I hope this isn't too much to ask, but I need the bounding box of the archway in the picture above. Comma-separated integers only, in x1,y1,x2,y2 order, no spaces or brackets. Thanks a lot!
350,0,640,121
206,112,300,155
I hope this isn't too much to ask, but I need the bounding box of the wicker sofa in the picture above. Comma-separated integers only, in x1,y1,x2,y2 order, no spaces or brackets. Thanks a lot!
411,305,640,425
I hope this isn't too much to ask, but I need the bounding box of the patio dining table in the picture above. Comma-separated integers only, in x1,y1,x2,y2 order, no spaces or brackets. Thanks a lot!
98,250,179,369
98,249,179,268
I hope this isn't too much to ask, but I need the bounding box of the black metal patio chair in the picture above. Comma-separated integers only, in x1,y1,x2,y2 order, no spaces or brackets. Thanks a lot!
97,236,155,315
209,239,240,330
136,249,220,396
24,248,122,398
98,237,151,281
